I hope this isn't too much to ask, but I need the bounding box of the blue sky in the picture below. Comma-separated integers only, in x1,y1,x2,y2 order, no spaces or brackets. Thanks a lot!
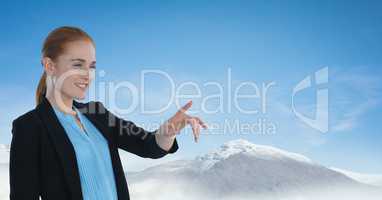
1,0,382,173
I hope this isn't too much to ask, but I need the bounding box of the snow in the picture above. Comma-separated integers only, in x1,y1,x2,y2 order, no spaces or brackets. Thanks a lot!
331,167,382,187
0,139,381,200
127,139,382,200
195,139,314,170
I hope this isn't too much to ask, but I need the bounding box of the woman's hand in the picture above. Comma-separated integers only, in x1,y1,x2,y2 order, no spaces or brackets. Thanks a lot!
167,100,208,142
155,100,208,150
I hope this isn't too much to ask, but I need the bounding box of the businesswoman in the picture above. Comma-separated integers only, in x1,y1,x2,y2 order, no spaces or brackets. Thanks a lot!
9,26,207,200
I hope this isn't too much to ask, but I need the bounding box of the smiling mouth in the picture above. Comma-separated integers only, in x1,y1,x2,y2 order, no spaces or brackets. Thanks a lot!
74,83,89,90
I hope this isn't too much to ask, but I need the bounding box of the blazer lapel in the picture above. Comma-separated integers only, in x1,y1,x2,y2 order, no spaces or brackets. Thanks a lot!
35,96,83,200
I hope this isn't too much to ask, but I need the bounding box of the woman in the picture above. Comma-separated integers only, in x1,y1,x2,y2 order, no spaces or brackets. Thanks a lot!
9,26,207,200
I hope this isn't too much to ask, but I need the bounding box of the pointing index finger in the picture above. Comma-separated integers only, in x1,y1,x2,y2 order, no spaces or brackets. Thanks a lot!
178,100,193,114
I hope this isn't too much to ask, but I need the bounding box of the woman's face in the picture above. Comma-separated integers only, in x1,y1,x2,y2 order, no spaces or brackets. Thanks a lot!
50,40,96,100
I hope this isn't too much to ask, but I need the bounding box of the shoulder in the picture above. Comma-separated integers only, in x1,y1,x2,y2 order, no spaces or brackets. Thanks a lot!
12,108,40,129
11,108,42,142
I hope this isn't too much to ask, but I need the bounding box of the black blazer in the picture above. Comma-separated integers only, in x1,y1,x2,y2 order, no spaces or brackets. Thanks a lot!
9,96,178,200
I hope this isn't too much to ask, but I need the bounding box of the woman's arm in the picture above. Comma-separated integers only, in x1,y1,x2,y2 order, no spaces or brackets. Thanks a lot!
96,102,178,159
155,124,177,152
9,114,41,200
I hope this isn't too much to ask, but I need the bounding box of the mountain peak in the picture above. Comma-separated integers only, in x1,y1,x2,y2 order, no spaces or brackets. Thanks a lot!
196,139,313,170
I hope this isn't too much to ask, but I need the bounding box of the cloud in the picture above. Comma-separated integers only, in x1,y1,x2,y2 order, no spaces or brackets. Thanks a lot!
119,149,187,172
332,99,378,132
331,67,382,132
127,172,382,200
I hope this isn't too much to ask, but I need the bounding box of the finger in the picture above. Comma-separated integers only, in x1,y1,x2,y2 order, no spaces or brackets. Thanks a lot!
195,117,208,129
194,120,201,143
195,122,201,143
186,118,197,142
178,100,193,114
187,118,200,143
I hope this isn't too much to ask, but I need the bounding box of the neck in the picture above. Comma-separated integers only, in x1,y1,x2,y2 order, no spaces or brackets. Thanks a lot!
45,91,76,115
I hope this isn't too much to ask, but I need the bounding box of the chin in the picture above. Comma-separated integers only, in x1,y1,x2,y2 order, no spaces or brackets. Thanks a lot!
72,88,88,100
75,95,86,100
71,92,86,100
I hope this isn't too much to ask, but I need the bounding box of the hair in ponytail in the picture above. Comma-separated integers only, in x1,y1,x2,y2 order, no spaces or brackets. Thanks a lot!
35,26,94,106
35,71,47,105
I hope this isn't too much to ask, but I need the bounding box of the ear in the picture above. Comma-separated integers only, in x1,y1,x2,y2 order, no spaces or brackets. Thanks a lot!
41,57,56,75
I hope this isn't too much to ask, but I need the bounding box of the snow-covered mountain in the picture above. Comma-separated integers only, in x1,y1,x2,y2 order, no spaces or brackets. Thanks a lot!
126,139,382,200
195,139,314,171
331,167,382,187
0,140,381,200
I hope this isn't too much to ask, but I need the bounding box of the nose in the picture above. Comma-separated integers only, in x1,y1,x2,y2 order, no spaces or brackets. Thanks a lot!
80,68,95,80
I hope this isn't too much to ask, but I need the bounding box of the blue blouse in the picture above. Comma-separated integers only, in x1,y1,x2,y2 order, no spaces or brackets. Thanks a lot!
52,105,118,200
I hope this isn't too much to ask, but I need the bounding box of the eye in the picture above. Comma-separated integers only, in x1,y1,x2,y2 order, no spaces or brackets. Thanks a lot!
90,65,96,69
73,64,82,68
